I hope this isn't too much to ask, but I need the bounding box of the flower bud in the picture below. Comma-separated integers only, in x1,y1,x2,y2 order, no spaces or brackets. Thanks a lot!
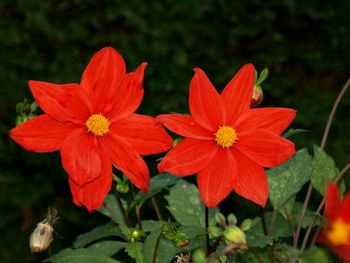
192,248,206,263
227,213,237,226
223,226,247,249
251,85,263,107
240,218,252,231
208,226,222,239
215,212,226,226
115,182,130,193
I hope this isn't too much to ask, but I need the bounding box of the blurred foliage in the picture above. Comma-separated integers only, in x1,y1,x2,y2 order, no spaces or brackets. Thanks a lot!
0,0,349,262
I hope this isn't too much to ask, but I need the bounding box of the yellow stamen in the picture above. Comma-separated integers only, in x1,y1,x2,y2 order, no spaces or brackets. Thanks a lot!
85,114,110,136
327,219,350,246
215,126,238,148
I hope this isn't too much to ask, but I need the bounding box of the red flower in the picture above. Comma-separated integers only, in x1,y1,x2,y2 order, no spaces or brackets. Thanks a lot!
9,47,173,212
157,64,296,207
318,183,350,262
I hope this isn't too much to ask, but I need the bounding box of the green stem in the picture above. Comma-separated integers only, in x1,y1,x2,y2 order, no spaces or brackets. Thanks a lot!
151,197,163,221
115,190,132,227
152,234,162,263
259,207,268,235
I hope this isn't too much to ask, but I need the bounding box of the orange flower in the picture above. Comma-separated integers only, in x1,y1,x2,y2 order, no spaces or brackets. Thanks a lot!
319,183,350,262
9,47,173,212
157,64,296,207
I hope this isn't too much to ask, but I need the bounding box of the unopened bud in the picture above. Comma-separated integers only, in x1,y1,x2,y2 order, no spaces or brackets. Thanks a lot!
223,226,247,248
208,226,222,239
251,85,263,107
192,248,206,263
115,182,130,193
240,218,252,231
215,212,226,226
227,213,237,225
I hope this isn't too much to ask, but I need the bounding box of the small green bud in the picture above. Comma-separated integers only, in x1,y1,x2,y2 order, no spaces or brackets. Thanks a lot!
115,182,130,193
208,226,222,239
227,213,237,225
215,212,226,226
223,226,247,247
129,229,144,242
192,248,206,263
240,218,252,231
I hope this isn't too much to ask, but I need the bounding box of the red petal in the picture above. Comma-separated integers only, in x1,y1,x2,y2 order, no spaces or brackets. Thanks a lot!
156,114,213,140
64,87,92,124
80,47,126,112
340,191,350,221
68,151,112,212
189,68,225,131
232,149,268,206
158,138,217,176
9,114,76,152
325,183,341,221
106,63,147,122
235,108,297,134
29,81,80,121
221,64,255,124
336,246,350,263
61,129,102,186
101,133,149,192
235,129,295,168
110,113,173,155
198,149,236,208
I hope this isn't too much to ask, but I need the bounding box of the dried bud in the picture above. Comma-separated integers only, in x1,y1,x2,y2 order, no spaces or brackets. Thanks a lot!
251,85,263,107
29,208,58,253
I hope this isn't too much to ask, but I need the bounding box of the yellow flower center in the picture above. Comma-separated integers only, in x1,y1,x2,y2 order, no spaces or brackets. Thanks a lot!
85,114,110,136
215,126,238,148
327,219,350,246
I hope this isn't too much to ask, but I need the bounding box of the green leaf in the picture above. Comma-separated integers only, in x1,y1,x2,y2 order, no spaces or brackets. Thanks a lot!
268,149,312,209
300,246,330,263
165,180,218,228
130,173,180,210
143,229,179,263
96,194,125,225
245,232,273,248
125,242,144,263
311,145,339,196
87,241,126,256
142,220,167,232
282,128,308,138
44,248,122,263
256,67,269,85
73,222,125,248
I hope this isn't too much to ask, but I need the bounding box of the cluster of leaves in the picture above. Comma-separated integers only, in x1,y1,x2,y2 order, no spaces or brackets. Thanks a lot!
43,143,342,262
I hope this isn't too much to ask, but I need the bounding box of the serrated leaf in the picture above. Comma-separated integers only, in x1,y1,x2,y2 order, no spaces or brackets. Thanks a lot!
246,232,273,248
165,180,218,228
87,241,126,256
96,194,125,225
130,173,180,210
125,242,144,263
311,145,339,196
44,248,122,263
143,229,179,263
282,128,308,138
268,149,312,209
73,222,125,248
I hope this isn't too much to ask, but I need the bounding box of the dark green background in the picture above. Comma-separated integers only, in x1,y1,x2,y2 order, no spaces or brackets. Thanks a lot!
0,0,349,262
